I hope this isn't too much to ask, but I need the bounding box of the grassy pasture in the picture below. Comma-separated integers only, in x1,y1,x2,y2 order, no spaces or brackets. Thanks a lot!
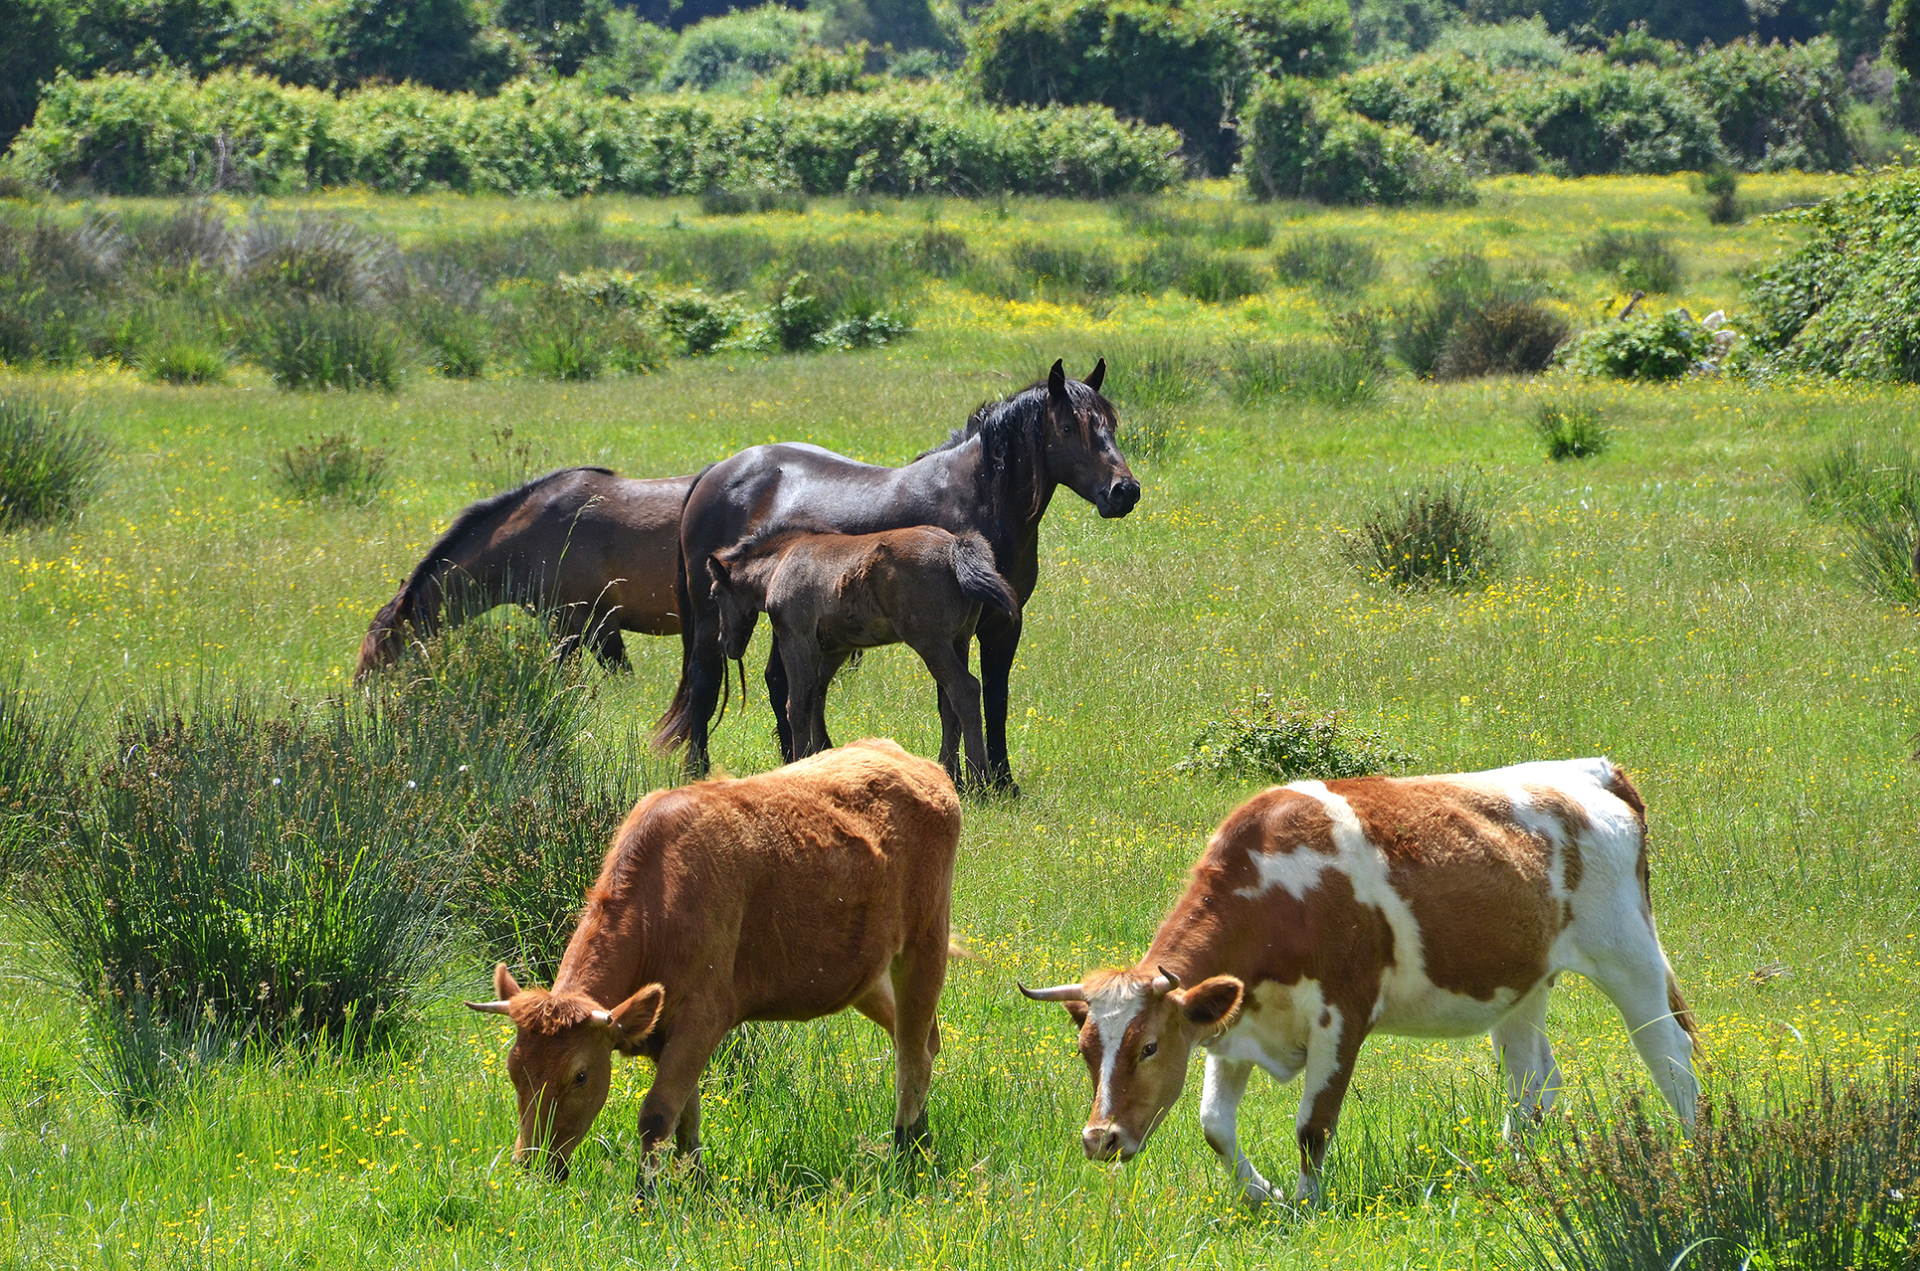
0,175,1916,1268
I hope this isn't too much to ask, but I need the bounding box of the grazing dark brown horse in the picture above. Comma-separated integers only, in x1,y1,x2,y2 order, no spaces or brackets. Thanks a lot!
357,466,698,677
656,359,1139,786
707,527,1020,788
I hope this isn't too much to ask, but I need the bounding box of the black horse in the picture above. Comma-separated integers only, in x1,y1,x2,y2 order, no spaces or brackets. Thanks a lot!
656,359,1140,786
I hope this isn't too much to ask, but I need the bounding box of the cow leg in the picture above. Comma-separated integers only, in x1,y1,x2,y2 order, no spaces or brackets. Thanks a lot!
1490,981,1561,1136
854,977,897,1038
634,1018,728,1192
1586,950,1700,1129
1293,1007,1364,1208
888,938,948,1155
910,637,987,790
763,637,795,763
1200,1054,1279,1208
975,624,1020,792
674,1086,703,1165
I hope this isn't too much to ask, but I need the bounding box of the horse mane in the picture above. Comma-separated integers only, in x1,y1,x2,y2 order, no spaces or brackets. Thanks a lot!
913,377,1104,513
387,466,615,621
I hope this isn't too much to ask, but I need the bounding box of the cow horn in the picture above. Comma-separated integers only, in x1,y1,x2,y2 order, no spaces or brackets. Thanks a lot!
1018,982,1087,1003
466,1000,512,1015
1152,967,1181,992
587,1009,614,1027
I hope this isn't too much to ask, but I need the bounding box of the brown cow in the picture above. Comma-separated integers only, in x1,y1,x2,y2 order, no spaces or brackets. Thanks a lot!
467,738,961,1188
357,467,697,677
706,527,1020,789
1022,758,1701,1208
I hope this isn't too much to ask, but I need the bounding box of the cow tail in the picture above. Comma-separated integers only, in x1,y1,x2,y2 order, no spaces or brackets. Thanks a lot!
952,534,1019,619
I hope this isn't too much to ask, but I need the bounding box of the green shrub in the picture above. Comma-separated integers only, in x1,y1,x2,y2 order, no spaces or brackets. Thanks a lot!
1740,167,1920,382
139,336,228,384
1176,691,1415,780
776,42,874,97
1220,0,1354,79
1240,80,1474,206
11,71,1183,199
818,299,911,349
277,432,389,503
261,301,403,391
0,668,84,879
29,693,463,1109
1682,37,1856,174
1561,309,1711,381
1511,1062,1920,1271
409,298,490,378
1702,164,1742,224
1393,252,1554,379
1574,229,1682,295
1429,16,1570,70
1344,478,1500,589
0,394,109,531
1535,399,1610,460
768,271,832,350
659,288,744,354
236,215,401,306
1274,231,1381,292
658,5,810,91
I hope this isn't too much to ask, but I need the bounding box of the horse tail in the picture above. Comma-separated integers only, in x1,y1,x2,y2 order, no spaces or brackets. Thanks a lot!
653,464,715,753
951,532,1020,620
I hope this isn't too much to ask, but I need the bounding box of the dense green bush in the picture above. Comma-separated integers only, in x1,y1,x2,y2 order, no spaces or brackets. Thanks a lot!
258,300,403,390
1743,167,1920,382
0,393,109,530
1393,252,1561,378
11,71,1183,197
1681,37,1854,173
1240,79,1474,205
658,4,809,92
1561,309,1712,380
1176,692,1415,780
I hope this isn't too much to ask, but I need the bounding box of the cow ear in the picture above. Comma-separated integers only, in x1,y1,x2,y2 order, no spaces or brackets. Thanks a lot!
612,983,665,1039
1175,975,1244,1033
494,962,523,1001
1084,358,1105,392
1065,1001,1089,1028
1047,358,1068,408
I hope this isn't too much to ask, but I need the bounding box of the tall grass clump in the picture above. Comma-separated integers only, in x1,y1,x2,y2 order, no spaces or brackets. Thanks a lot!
1344,478,1501,589
1510,1061,1920,1271
1176,692,1415,781
29,693,463,1110
1794,436,1920,522
1535,399,1611,460
1573,230,1683,294
1229,313,1387,407
1096,336,1217,459
0,394,109,530
1274,232,1382,293
139,336,229,385
260,301,403,391
0,668,84,879
1395,254,1567,380
277,432,388,504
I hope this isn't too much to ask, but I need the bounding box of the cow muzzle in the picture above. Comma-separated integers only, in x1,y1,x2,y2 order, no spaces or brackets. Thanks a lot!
1082,1122,1136,1162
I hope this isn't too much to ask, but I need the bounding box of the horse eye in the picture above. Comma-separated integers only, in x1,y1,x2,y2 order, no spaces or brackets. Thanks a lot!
1140,1042,1158,1060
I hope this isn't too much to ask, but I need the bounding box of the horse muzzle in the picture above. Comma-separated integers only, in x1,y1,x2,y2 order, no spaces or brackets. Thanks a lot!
1097,478,1141,519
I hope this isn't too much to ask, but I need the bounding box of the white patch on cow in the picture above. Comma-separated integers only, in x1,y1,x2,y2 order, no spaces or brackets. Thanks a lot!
1087,989,1142,1120
1206,979,1313,1083
1236,842,1336,901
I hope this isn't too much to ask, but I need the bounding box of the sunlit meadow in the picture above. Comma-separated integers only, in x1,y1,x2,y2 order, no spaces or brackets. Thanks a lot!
0,174,1914,1268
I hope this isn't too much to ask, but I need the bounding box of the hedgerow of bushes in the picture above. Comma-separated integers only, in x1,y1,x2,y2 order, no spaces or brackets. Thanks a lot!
9,69,1182,197
1743,165,1920,382
1240,79,1474,206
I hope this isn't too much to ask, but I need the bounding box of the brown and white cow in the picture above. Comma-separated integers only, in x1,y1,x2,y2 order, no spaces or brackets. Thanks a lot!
1022,758,1701,1207
468,738,961,1189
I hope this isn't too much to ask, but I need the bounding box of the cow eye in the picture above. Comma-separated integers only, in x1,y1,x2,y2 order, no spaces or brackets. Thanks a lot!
1140,1041,1158,1060
573,1069,588,1087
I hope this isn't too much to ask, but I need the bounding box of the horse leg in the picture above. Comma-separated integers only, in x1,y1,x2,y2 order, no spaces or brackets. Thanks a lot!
975,622,1021,792
763,635,795,763
934,677,962,783
914,638,987,790
682,626,727,779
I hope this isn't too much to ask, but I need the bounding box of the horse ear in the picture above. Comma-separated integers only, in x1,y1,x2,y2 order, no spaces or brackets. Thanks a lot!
1047,358,1068,407
707,555,730,586
1085,358,1105,392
